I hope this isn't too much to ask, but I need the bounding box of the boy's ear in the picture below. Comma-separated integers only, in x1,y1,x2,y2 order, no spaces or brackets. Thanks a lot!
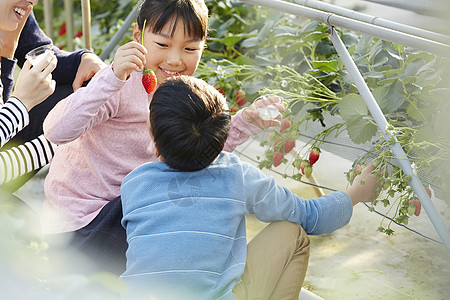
133,23,142,43
154,144,161,158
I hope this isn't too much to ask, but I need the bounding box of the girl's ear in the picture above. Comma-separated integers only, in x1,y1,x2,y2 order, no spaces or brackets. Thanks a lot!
133,23,142,43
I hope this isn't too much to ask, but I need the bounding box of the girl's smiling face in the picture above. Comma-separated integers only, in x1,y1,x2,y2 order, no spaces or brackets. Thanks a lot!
0,0,37,31
133,18,205,85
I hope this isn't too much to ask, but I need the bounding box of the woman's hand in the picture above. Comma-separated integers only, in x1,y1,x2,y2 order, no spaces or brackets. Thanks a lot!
112,42,147,81
72,52,107,91
12,52,58,111
242,95,285,129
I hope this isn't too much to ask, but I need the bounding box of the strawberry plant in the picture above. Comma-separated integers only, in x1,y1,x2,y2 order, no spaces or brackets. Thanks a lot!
197,3,450,235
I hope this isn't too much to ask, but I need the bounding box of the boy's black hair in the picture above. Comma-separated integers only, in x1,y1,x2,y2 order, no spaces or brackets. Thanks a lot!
137,0,208,41
150,76,231,171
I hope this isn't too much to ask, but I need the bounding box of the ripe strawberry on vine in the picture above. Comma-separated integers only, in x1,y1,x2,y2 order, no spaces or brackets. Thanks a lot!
141,20,157,94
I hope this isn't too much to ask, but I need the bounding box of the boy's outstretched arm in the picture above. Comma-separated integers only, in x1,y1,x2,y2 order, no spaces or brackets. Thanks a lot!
344,163,380,206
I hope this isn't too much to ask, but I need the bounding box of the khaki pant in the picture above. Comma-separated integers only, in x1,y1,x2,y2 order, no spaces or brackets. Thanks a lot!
233,221,310,300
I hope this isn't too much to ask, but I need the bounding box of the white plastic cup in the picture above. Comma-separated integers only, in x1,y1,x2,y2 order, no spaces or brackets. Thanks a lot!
25,44,54,66
254,95,281,120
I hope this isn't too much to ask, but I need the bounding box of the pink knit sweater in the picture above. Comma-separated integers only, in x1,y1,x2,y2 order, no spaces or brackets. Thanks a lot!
42,66,261,234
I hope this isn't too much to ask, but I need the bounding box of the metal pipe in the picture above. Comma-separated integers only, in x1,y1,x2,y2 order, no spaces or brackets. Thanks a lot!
240,0,450,57
99,0,144,60
293,0,450,45
43,0,53,39
328,25,450,253
63,0,74,51
81,0,92,51
363,0,448,18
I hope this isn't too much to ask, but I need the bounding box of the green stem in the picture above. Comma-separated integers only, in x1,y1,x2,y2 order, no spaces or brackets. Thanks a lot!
141,19,148,70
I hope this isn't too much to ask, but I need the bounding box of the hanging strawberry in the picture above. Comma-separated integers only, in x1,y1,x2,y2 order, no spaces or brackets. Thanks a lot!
236,90,247,107
308,147,320,165
141,20,157,94
280,119,291,133
272,152,284,167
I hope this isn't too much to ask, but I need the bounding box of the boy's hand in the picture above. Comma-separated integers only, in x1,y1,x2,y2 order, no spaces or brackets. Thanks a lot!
345,163,381,206
112,41,147,81
242,95,284,129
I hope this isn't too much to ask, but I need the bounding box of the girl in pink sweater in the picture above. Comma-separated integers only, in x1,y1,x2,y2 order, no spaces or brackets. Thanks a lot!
42,0,283,274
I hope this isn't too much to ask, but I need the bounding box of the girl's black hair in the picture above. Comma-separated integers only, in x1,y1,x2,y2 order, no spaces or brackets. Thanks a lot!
150,76,231,172
137,0,208,41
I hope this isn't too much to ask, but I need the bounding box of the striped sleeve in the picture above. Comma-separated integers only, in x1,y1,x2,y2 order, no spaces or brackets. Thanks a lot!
0,97,30,147
0,134,56,185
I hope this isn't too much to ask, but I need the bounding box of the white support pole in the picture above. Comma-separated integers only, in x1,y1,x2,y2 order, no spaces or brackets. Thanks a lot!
293,0,450,45
328,26,450,253
99,0,144,60
81,0,92,51
63,0,74,51
240,0,450,57
43,0,53,38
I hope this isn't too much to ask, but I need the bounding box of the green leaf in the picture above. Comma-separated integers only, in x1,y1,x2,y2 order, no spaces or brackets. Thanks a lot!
339,93,368,122
311,60,338,72
406,102,426,122
303,31,328,44
241,37,260,48
414,126,439,144
347,119,378,144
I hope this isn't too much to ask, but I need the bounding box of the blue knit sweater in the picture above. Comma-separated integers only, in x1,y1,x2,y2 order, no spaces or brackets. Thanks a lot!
120,152,353,299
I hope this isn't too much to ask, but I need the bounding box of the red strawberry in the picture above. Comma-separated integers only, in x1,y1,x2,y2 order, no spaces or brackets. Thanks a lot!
408,199,421,216
273,152,284,167
230,107,238,113
215,84,225,96
58,23,66,37
236,90,247,107
282,139,295,154
142,69,157,94
74,30,83,38
308,147,320,165
280,119,291,133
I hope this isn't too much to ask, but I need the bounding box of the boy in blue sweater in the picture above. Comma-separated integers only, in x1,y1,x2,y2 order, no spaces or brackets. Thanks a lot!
120,76,379,299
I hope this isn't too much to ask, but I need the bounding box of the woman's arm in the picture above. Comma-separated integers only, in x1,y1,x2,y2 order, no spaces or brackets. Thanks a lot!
0,98,29,147
0,134,56,185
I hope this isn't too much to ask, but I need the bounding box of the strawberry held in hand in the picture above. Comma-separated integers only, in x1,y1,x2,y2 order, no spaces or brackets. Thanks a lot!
141,19,157,94
142,68,157,94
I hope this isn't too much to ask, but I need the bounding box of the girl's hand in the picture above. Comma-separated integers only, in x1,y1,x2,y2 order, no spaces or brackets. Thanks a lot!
112,42,147,81
12,52,58,111
242,95,284,129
